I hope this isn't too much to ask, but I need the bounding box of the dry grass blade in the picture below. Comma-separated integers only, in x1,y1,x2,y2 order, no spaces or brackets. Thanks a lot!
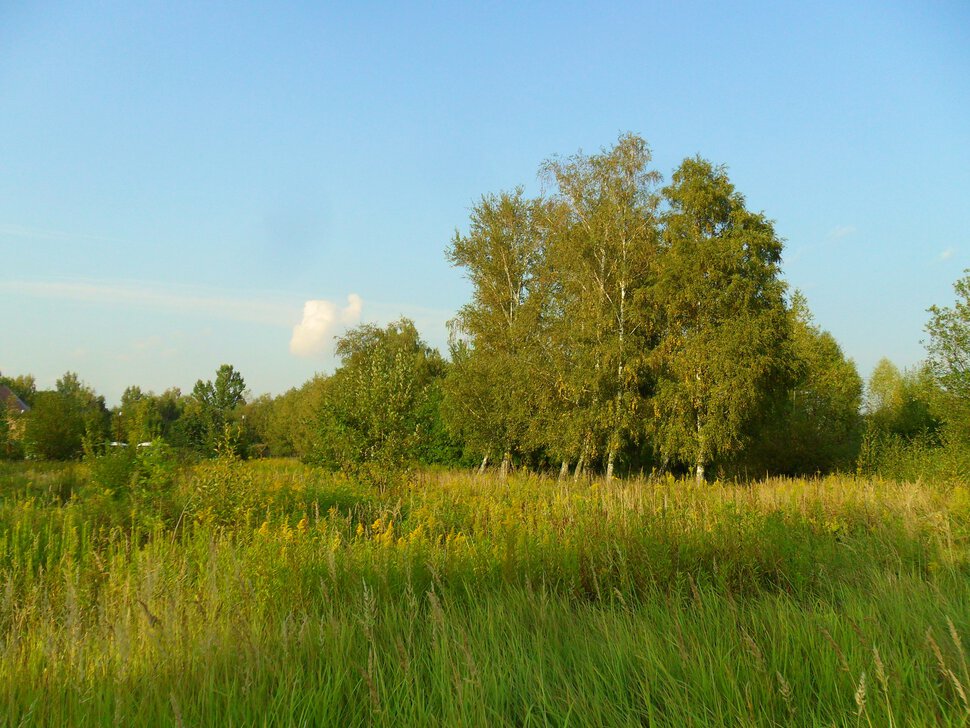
687,572,703,608
873,646,895,728
741,628,767,674
873,647,888,691
947,670,970,713
138,599,162,629
927,628,949,679
926,626,970,712
947,616,969,686
854,671,867,718
169,693,184,728
820,625,850,673
776,671,795,717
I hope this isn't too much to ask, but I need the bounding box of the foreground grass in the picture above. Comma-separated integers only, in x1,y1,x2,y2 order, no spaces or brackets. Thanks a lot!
1,459,969,726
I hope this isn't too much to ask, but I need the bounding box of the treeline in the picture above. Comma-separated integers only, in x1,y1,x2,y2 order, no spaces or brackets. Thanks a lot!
4,134,969,482
0,365,257,461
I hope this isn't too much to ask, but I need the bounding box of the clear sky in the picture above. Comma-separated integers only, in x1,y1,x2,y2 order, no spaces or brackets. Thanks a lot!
2,1,968,404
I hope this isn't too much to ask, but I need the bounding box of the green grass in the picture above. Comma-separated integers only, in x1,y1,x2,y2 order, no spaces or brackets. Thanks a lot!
1,458,969,725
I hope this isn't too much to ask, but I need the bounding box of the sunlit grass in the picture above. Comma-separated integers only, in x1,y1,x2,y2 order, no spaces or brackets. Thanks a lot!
1,459,968,725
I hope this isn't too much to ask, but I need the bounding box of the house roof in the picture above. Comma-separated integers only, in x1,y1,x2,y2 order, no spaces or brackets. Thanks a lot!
0,385,29,414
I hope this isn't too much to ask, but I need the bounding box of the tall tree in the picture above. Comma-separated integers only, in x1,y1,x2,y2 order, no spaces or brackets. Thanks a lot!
540,133,661,478
442,189,544,476
653,157,792,482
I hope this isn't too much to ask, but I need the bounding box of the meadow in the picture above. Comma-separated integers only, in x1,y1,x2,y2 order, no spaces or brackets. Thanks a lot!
1,454,969,726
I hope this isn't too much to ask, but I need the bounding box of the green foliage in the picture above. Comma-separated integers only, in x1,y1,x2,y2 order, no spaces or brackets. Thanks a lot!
111,385,164,444
22,391,87,460
653,157,792,481
314,320,446,487
865,358,940,440
925,272,970,450
926,271,970,399
0,372,36,406
187,364,247,455
22,373,110,461
746,292,863,475
86,445,137,495
539,134,662,476
443,189,544,470
187,432,258,526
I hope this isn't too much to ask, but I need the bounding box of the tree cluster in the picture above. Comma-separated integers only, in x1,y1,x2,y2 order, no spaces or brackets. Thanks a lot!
441,134,862,480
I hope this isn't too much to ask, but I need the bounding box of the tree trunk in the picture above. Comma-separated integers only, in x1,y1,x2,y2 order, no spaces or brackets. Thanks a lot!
573,441,587,482
500,450,511,479
606,448,616,481
477,454,489,475
558,459,569,480
695,412,706,484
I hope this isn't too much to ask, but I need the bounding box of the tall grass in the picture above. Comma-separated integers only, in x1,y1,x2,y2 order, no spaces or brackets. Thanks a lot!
1,459,968,725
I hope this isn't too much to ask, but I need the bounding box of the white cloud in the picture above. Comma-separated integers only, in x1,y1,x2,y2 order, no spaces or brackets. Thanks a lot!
938,247,955,262
289,294,362,357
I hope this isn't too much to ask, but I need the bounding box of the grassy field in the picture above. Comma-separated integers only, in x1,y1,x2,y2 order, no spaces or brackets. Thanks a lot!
1,456,969,726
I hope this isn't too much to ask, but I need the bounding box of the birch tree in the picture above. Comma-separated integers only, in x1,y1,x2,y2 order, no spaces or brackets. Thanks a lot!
442,189,544,476
653,157,791,482
540,133,660,478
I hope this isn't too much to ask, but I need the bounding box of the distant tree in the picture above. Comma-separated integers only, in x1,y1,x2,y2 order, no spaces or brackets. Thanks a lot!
266,375,330,459
652,157,792,482
154,388,186,442
112,386,164,444
864,359,940,440
26,372,111,457
0,372,36,406
314,319,445,487
23,390,87,460
189,364,247,454
239,393,274,457
925,272,970,441
0,399,10,459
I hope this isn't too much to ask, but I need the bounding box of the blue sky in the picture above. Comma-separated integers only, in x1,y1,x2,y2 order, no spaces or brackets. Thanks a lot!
2,1,968,404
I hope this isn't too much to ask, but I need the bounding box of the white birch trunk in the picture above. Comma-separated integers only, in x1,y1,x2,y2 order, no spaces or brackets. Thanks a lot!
573,440,588,481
